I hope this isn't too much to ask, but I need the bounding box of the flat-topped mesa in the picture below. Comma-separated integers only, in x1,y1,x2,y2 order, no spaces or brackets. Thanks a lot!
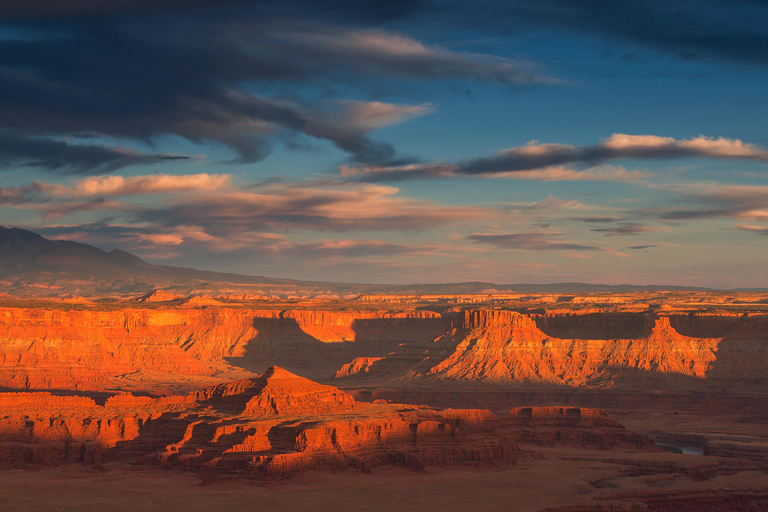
454,309,539,331
242,366,358,416
422,313,719,385
0,392,97,412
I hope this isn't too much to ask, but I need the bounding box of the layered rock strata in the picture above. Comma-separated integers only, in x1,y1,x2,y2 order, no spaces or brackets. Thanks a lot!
0,367,656,474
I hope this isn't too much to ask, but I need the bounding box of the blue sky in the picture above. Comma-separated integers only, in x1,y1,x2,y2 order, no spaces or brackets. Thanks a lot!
1,0,767,287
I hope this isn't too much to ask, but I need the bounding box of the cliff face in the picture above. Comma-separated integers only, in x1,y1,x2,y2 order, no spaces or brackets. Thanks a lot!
341,310,724,387
0,368,656,474
2,305,767,392
0,307,448,390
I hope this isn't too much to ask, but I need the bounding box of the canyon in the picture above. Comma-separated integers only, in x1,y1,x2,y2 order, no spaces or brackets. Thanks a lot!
2,291,768,511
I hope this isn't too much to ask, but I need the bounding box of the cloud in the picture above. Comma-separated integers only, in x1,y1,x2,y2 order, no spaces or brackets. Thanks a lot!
347,134,768,181
467,232,600,251
0,173,230,219
138,181,491,235
0,10,552,170
626,245,659,250
270,25,555,85
37,221,439,261
590,222,666,236
0,0,426,21
3,175,496,247
0,131,189,174
0,0,221,18
735,224,768,235
493,165,648,182
571,216,620,223
457,134,768,174
482,0,768,68
639,183,768,223
66,173,230,197
335,100,435,130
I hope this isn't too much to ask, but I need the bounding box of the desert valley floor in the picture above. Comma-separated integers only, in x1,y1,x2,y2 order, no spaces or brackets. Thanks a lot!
3,290,768,511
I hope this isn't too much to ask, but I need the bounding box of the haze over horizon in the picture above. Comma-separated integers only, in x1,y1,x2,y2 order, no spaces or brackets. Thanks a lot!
1,1,767,288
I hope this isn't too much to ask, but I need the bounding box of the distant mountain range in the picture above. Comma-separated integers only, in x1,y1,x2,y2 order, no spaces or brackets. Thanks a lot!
1,226,762,297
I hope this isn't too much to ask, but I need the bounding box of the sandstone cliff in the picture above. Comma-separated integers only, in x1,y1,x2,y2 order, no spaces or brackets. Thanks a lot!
0,368,657,475
0,306,447,391
338,310,723,387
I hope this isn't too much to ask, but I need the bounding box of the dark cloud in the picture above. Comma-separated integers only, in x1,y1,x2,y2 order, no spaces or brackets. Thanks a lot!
0,0,426,22
0,3,548,171
657,209,737,221
451,133,768,174
0,0,222,18
590,222,660,236
353,134,768,181
467,232,599,251
626,245,658,250
455,0,768,68
0,131,188,174
571,216,620,223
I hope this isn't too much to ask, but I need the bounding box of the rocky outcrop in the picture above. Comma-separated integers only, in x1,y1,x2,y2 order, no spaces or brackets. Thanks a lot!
0,306,448,390
2,303,767,392
339,310,722,387
136,290,184,303
241,366,357,416
335,357,386,378
0,369,656,474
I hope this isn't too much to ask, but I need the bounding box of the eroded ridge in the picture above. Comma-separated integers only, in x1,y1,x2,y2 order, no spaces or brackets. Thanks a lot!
0,367,656,475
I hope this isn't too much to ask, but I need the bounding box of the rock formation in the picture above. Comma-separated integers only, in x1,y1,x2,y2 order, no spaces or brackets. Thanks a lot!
1,302,767,393
337,310,724,387
0,367,657,475
0,305,447,390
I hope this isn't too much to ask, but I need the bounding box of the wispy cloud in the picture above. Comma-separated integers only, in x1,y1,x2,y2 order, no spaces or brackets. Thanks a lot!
2,174,497,250
639,183,768,223
335,100,435,130
346,134,768,181
0,173,230,219
590,222,668,236
0,131,189,174
736,224,768,235
571,216,620,223
502,0,768,68
467,232,600,251
270,24,556,86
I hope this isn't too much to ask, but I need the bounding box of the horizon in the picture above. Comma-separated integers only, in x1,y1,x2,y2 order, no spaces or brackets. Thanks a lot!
1,1,767,288
5,223,768,291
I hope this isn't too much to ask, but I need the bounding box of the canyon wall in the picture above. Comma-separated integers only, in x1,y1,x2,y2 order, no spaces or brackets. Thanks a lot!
0,306,448,390
338,309,768,389
1,304,767,392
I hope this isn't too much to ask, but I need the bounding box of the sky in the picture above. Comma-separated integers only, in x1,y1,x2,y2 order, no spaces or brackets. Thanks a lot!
0,0,767,287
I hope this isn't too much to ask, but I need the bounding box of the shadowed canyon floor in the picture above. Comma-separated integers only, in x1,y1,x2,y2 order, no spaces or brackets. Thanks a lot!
2,292,768,510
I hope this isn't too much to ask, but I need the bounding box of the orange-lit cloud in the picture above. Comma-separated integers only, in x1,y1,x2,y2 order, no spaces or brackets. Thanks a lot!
347,134,768,181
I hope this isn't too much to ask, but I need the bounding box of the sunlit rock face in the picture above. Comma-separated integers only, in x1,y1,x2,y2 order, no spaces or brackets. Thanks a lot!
2,301,768,394
0,305,448,391
0,367,657,474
